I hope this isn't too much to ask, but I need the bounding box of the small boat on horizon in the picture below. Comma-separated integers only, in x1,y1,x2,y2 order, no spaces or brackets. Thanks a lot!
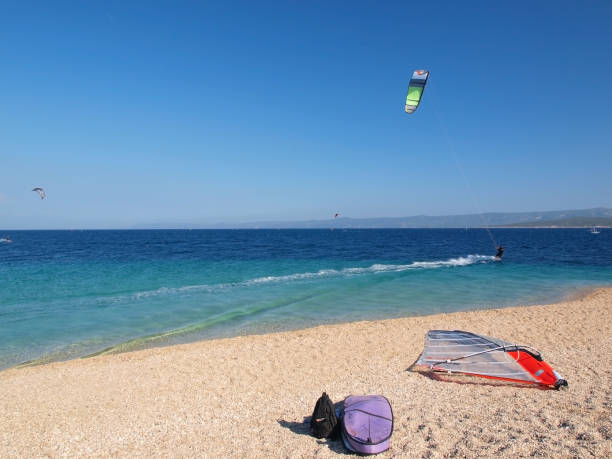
590,226,600,234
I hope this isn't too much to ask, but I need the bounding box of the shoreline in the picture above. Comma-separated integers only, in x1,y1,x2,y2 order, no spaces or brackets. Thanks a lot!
9,283,604,372
1,288,610,457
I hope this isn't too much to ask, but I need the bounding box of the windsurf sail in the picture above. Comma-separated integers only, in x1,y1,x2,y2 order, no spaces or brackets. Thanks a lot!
415,330,567,389
405,70,429,114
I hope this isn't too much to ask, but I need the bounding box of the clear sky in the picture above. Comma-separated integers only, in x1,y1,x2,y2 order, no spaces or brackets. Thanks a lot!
1,1,611,229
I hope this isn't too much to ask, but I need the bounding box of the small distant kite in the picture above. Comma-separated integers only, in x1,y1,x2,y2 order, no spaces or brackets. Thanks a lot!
405,70,429,114
32,187,46,200
334,213,340,218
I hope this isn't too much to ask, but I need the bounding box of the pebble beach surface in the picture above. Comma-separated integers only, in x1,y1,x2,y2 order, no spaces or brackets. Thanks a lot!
1,288,610,457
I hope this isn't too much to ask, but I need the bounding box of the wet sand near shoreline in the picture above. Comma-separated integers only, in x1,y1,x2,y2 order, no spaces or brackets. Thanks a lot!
1,288,610,457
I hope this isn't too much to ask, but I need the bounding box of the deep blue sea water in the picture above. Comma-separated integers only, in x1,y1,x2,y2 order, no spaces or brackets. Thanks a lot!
0,229,610,370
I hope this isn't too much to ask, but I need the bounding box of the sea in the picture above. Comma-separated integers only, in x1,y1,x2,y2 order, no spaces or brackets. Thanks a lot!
0,228,610,370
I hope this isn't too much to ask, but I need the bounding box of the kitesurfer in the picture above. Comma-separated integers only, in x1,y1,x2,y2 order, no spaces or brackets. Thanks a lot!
495,245,504,260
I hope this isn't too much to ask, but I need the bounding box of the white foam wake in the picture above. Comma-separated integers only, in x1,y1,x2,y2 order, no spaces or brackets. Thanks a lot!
245,254,494,285
104,254,495,303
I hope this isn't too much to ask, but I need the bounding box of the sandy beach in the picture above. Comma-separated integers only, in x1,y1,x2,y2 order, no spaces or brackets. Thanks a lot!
1,288,610,458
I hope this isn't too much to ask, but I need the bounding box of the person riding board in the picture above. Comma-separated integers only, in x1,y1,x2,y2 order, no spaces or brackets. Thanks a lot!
495,245,504,259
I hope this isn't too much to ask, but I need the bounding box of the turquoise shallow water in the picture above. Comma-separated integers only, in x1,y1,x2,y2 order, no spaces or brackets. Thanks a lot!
0,229,610,369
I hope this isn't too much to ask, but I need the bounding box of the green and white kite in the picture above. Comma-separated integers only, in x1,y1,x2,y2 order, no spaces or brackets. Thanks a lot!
405,70,429,114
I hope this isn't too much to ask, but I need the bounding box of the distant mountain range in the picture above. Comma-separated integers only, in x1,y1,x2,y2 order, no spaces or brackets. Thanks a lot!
195,207,612,229
496,216,612,228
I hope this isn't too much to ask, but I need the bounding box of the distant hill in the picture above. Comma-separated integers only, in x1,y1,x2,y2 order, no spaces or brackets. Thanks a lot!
494,217,612,228
165,207,612,229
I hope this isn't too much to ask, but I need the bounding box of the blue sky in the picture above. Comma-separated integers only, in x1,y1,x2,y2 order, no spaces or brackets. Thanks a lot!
1,1,611,228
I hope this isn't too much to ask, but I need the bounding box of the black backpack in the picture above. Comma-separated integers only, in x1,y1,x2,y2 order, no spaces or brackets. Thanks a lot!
310,392,338,439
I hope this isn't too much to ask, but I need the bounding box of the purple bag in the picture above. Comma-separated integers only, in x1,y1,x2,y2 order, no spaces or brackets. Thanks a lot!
340,395,393,455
